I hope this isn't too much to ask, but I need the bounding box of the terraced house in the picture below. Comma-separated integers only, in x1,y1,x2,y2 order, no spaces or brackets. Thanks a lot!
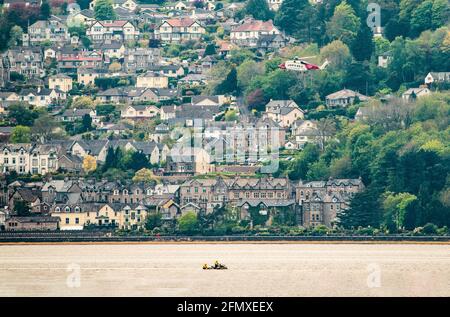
51,203,148,231
179,177,291,214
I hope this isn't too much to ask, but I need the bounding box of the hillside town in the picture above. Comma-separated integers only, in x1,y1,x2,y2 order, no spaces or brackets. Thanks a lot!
0,0,449,235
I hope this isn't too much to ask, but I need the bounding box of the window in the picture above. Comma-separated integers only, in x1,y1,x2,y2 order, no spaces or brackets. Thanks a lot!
65,218,70,224
75,218,79,224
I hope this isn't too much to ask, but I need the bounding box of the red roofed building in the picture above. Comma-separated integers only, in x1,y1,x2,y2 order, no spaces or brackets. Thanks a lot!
157,17,205,43
86,20,140,43
230,18,282,48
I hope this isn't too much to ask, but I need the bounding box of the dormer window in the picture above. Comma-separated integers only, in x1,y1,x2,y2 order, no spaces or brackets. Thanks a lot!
65,206,71,212
123,189,128,195
74,206,80,212
55,207,60,212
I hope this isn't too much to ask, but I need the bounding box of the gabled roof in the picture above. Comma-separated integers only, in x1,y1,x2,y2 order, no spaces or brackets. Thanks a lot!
326,89,368,101
232,19,277,33
73,140,109,156
163,17,199,27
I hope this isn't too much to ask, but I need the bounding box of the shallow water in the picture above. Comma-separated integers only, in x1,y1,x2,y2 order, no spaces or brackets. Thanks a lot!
0,243,449,296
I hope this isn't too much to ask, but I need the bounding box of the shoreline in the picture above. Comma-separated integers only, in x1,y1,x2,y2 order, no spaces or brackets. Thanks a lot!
1,240,450,246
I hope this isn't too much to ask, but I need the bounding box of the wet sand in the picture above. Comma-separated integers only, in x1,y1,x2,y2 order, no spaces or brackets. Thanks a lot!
0,243,449,296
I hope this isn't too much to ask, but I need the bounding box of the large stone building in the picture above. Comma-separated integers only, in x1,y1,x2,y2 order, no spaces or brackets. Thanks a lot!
296,178,365,228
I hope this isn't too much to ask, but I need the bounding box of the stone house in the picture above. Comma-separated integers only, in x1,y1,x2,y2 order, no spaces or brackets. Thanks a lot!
295,178,365,228
123,47,161,73
5,216,59,231
8,187,42,214
179,177,230,213
166,147,213,175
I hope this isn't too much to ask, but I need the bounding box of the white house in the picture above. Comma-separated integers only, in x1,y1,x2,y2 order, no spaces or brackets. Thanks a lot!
157,17,205,43
424,72,450,85
230,18,281,48
86,20,140,42
121,104,161,120
402,87,431,101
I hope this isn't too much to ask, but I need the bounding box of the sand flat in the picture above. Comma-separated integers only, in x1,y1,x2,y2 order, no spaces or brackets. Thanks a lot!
0,243,449,296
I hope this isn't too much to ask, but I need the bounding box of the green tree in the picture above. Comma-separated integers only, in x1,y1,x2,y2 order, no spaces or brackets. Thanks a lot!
337,187,382,228
237,59,264,93
145,213,162,230
224,109,238,121
410,0,433,36
14,200,31,216
7,103,38,126
11,125,31,143
102,146,117,172
80,113,93,132
178,212,199,234
94,0,117,21
320,40,352,70
326,0,361,46
203,43,216,56
132,168,159,183
382,192,418,231
31,115,60,143
40,0,51,20
351,23,374,61
242,0,274,21
215,67,238,95
275,0,320,43
7,25,23,47
288,143,320,180
431,0,450,29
